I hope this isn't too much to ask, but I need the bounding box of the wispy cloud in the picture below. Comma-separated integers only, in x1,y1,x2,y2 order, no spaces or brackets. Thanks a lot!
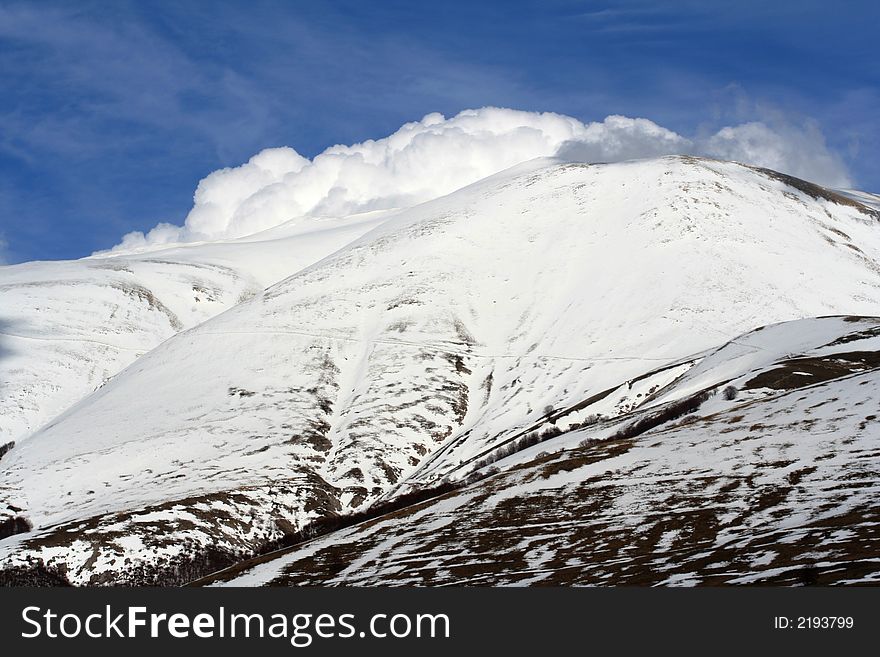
0,3,281,162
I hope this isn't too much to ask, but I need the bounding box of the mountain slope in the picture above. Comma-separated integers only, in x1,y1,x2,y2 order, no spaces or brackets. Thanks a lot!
0,211,390,449
2,155,880,585
206,317,880,586
210,319,880,586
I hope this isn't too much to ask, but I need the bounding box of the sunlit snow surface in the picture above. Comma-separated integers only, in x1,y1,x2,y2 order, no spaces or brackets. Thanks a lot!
2,156,880,584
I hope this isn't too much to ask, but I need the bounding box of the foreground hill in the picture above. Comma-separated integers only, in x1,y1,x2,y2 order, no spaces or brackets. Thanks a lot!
207,315,880,586
2,155,880,585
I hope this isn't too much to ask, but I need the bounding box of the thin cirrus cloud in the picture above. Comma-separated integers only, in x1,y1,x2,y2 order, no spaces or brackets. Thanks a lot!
109,107,852,253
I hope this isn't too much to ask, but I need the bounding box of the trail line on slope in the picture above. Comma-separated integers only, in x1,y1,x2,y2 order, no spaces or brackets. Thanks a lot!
0,331,145,351
197,328,685,365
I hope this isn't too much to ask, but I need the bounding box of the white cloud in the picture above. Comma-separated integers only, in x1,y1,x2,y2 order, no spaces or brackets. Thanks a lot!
111,107,852,252
555,114,688,162
699,120,851,188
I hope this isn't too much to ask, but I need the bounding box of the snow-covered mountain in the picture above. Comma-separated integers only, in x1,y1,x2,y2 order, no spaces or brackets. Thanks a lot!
2,155,880,585
0,211,390,448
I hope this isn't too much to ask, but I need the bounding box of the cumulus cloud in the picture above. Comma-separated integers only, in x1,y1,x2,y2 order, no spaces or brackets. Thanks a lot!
555,115,688,162
111,107,852,252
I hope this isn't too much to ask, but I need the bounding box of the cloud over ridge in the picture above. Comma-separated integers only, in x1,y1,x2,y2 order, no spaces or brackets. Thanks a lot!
111,107,852,252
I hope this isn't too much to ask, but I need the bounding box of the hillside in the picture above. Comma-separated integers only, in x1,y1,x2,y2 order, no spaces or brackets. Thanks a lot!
0,211,389,448
2,155,880,585
205,315,880,586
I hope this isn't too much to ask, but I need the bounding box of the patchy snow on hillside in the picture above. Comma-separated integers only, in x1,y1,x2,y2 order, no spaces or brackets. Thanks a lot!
212,325,880,586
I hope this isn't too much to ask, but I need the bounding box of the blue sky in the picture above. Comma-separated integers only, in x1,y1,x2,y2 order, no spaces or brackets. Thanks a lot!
0,0,878,263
